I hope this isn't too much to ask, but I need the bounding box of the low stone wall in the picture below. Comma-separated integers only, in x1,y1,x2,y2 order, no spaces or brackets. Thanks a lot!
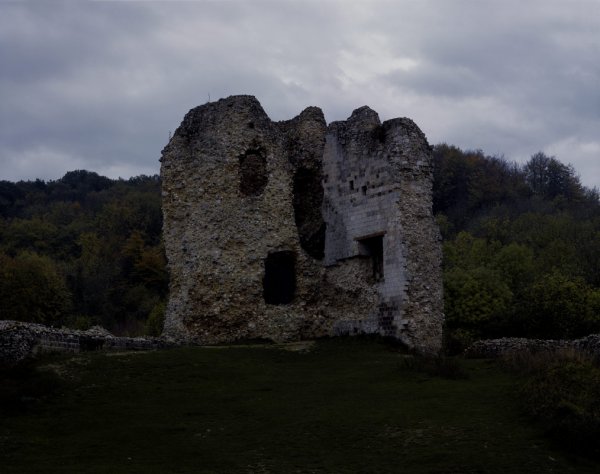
465,335,600,359
0,320,172,366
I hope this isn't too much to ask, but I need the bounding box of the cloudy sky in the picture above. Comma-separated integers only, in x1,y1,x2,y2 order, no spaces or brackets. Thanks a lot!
1,0,599,187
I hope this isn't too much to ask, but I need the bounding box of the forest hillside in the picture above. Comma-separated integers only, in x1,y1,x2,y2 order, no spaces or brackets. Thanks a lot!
434,146,600,351
0,172,167,336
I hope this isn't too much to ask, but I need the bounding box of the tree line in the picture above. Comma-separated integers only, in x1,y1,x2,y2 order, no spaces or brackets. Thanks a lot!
0,171,167,335
1,148,599,348
434,145,600,352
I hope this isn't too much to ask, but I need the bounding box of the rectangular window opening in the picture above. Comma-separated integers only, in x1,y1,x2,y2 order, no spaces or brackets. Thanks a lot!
263,251,296,305
357,235,384,282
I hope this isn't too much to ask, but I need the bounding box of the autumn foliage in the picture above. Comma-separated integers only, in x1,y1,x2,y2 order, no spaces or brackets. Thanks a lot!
0,171,167,335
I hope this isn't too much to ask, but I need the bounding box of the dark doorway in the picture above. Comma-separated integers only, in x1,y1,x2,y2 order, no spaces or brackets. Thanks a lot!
358,235,384,282
263,251,296,305
239,149,267,196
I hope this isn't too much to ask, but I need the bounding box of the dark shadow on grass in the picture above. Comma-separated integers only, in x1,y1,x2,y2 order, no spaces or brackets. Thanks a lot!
397,355,470,380
0,361,63,416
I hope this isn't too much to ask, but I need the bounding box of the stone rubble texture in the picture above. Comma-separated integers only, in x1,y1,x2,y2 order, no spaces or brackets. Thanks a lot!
161,95,444,353
0,320,169,366
465,335,600,359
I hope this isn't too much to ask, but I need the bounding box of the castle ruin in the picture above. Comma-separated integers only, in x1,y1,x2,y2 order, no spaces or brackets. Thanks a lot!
160,95,443,353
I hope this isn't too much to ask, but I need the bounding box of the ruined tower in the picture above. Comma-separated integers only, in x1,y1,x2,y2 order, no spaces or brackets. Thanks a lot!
161,95,443,353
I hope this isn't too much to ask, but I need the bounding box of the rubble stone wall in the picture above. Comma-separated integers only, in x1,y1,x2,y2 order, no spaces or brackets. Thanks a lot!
466,335,600,359
161,96,329,343
161,95,443,352
0,320,168,366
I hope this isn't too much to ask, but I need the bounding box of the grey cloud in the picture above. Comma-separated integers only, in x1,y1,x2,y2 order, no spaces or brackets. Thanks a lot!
363,1,600,186
0,0,598,188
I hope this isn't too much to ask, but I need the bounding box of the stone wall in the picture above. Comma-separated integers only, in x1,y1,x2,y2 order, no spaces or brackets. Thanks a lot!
0,320,169,366
322,107,443,352
465,335,600,359
161,95,443,353
161,96,329,344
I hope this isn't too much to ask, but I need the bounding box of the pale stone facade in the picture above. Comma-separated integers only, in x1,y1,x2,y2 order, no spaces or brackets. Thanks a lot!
160,95,443,353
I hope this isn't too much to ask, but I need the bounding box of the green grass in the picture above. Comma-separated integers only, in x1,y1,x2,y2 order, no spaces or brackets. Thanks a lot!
0,338,596,473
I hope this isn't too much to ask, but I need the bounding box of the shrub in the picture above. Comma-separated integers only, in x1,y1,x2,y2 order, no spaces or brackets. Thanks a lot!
500,347,592,376
145,300,166,337
72,315,93,331
443,327,477,355
502,349,600,457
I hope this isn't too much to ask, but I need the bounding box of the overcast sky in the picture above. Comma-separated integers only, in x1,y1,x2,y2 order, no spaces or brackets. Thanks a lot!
1,0,599,187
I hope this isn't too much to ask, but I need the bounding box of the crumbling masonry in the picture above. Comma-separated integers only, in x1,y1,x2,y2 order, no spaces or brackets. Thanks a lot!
160,95,443,353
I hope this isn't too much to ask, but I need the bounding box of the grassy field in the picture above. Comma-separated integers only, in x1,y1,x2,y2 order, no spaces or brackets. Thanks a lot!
0,338,596,473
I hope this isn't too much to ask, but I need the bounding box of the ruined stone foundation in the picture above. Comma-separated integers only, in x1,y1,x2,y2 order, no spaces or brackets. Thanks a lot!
160,95,443,353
